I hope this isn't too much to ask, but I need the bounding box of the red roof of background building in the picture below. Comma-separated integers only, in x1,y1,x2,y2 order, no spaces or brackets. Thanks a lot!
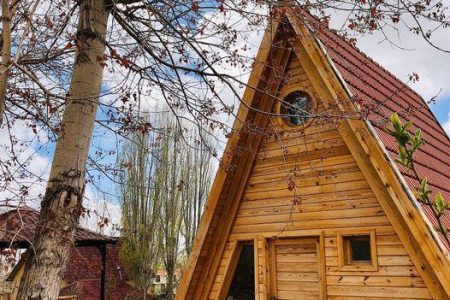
1,208,149,298
308,15,450,247
60,244,150,300
59,279,147,300
0,207,114,247
64,243,127,283
8,242,149,299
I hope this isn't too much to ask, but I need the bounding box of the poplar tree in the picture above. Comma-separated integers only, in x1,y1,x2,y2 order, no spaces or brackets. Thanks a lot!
154,115,183,299
119,130,161,300
180,133,213,256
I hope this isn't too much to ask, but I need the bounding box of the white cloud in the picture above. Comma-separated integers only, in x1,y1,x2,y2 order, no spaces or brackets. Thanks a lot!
79,188,122,236
0,121,51,207
356,32,450,102
0,120,121,235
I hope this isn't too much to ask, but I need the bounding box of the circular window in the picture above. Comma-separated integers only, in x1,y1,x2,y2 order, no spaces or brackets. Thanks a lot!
280,91,313,126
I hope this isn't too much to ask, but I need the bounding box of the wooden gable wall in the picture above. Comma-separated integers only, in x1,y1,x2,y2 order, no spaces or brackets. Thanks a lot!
205,52,435,300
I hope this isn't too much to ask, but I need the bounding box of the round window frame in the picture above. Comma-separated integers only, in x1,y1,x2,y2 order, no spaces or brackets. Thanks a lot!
275,85,317,130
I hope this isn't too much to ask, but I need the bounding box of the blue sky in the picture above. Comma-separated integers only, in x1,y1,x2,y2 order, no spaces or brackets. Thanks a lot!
431,96,450,127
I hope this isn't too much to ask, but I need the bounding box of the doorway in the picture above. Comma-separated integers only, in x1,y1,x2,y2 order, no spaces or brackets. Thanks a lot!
226,243,255,300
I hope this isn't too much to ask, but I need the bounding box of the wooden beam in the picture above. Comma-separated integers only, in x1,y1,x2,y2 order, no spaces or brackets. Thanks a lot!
260,236,271,300
254,237,260,298
269,239,278,299
98,243,107,300
216,240,241,300
318,232,327,300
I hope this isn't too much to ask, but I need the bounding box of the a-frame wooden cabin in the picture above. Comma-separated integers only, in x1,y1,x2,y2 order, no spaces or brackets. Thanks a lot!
176,7,450,300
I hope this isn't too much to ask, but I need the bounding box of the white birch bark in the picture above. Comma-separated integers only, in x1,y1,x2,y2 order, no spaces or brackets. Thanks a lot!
17,1,109,298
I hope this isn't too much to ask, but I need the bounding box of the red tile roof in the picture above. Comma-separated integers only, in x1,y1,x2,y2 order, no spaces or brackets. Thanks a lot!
64,243,126,283
60,244,150,300
307,15,450,246
8,243,149,299
1,208,143,298
59,279,147,300
0,207,115,247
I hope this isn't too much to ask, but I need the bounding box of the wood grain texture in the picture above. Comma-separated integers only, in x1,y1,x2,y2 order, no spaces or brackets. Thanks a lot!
272,237,321,300
206,48,435,300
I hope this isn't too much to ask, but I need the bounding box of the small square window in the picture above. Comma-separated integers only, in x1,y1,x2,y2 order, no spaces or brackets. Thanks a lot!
344,235,371,263
337,230,378,271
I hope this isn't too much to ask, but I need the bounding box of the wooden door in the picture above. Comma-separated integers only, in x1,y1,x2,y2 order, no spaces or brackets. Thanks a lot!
270,237,324,300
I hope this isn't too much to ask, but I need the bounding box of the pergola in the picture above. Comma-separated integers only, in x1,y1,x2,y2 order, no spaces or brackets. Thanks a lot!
0,206,116,300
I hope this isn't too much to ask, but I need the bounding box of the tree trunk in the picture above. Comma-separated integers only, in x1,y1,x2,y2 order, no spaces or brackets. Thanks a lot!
165,256,175,300
17,1,108,299
0,0,14,125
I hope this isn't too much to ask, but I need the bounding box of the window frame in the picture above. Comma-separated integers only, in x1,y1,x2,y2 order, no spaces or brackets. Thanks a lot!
337,229,378,271
275,85,317,130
